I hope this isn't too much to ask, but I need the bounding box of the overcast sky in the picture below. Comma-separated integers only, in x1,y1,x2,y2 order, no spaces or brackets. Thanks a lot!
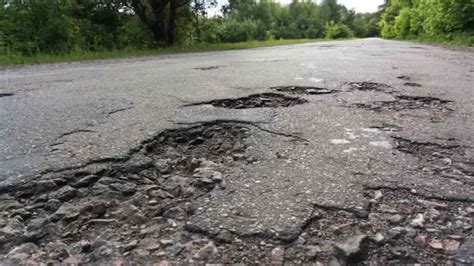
278,0,384,13
209,0,384,16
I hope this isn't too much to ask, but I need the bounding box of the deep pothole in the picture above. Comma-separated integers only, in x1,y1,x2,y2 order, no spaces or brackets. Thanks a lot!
353,95,452,112
270,86,337,95
187,93,307,109
1,122,253,263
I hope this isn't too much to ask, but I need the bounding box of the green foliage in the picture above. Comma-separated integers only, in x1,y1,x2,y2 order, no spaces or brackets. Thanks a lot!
324,21,354,39
380,0,474,46
0,0,381,60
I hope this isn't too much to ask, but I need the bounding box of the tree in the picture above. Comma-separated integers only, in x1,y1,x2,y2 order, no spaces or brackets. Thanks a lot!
126,0,191,45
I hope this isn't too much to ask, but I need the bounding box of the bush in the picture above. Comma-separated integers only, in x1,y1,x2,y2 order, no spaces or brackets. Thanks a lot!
324,21,353,39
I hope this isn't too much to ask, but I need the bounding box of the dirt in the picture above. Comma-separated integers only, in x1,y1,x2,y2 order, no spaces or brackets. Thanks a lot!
271,86,337,95
186,93,308,109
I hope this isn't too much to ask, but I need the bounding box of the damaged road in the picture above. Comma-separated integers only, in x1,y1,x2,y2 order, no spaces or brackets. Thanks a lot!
0,38,473,264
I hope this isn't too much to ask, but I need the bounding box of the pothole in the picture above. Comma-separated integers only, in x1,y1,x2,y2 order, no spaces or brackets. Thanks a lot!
271,86,337,95
0,92,14,98
348,82,392,92
404,83,422,87
0,122,253,264
397,76,411,81
290,188,473,264
186,93,308,109
392,137,473,184
353,95,452,112
194,66,222,71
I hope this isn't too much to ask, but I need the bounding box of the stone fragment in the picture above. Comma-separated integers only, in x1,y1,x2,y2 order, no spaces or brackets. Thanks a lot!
165,244,184,256
270,246,285,265
49,185,77,201
410,214,424,228
388,214,404,224
193,241,219,260
71,175,98,188
24,217,51,242
333,235,369,263
429,239,443,250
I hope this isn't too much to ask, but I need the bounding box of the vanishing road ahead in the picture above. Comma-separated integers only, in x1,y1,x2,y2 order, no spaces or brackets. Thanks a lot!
1,38,473,264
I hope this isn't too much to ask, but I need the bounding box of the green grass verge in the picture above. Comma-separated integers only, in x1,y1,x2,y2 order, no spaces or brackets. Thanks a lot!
0,39,324,67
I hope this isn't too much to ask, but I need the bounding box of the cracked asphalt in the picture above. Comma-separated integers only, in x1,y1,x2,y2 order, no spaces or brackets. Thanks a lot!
0,38,473,263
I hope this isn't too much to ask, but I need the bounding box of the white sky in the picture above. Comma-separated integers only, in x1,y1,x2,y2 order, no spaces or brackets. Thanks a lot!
277,0,384,13
209,0,384,16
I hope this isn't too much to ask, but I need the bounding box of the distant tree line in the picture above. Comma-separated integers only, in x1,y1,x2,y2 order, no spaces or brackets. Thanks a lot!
379,0,474,45
0,0,379,56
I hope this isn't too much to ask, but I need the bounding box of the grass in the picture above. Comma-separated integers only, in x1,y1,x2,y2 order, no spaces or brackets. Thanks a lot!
0,39,324,67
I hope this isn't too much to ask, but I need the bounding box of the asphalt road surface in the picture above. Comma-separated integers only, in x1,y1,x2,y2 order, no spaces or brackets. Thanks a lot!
0,38,473,264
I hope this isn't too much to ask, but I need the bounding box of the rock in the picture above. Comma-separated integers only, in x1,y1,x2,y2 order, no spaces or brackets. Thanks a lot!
215,229,233,243
443,239,461,253
159,239,174,246
414,235,428,245
420,200,448,209
109,182,137,195
154,159,171,174
49,185,77,201
24,217,51,242
454,220,472,231
51,203,80,221
453,238,474,264
193,241,219,260
7,242,38,259
386,227,405,239
0,217,25,237
149,189,174,199
70,240,92,254
123,154,153,172
371,232,385,244
388,214,405,224
91,244,114,262
193,168,223,183
333,235,369,263
163,175,188,196
122,240,139,252
276,226,301,243
429,239,443,250
425,208,441,221
409,214,424,228
71,175,98,188
270,246,285,265
373,191,383,201
163,206,186,220
165,244,184,256
44,199,62,212
306,245,322,259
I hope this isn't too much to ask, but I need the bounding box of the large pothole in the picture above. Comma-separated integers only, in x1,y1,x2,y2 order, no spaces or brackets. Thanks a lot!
353,95,452,112
271,86,337,95
187,93,307,109
0,122,252,264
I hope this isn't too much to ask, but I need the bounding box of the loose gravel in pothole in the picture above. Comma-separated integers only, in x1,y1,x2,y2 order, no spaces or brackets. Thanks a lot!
0,122,252,264
271,86,337,95
187,93,307,109
353,95,452,112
